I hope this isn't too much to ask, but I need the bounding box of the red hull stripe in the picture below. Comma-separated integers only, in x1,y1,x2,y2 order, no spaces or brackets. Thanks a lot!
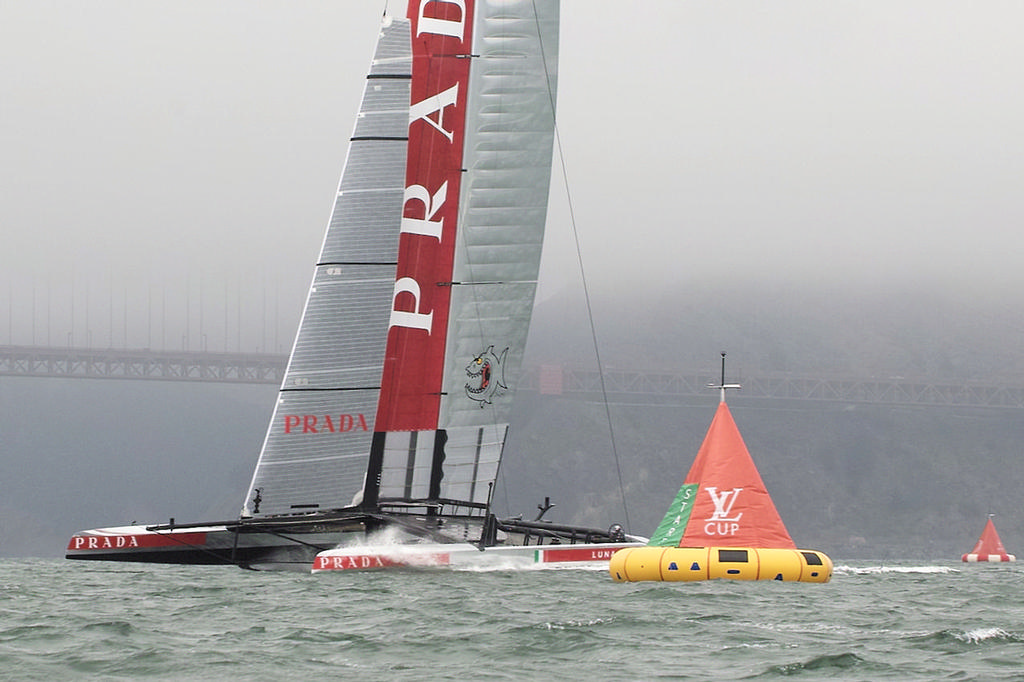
67,532,207,551
312,553,451,571
542,547,622,563
376,0,475,431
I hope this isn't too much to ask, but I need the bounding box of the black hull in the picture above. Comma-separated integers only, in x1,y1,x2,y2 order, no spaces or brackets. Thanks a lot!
66,513,373,570
67,548,252,566
66,511,634,571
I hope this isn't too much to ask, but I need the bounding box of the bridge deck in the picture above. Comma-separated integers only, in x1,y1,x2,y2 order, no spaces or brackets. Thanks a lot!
3,345,1023,409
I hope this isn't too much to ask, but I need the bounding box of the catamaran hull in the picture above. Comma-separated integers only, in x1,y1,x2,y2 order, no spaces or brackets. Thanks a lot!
66,523,366,570
67,515,642,572
312,542,643,572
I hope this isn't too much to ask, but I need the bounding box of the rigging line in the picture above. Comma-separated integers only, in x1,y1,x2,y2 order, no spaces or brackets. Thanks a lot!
532,0,632,534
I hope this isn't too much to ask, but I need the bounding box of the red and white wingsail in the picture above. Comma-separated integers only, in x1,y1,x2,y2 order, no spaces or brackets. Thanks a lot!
243,0,559,520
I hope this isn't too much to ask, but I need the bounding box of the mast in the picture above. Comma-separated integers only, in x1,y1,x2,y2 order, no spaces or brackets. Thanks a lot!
707,351,742,403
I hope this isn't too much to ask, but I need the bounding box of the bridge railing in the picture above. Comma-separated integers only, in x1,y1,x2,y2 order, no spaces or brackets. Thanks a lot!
0,345,286,384
4,345,1024,409
520,364,1024,410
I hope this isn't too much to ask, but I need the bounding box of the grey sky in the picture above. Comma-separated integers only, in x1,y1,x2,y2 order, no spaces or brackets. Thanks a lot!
3,1,1024,349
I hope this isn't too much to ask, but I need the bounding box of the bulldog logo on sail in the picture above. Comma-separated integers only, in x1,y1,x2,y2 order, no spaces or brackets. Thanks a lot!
465,346,508,406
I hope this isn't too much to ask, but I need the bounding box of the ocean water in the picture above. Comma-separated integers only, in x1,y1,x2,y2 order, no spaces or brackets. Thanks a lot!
1,559,1022,681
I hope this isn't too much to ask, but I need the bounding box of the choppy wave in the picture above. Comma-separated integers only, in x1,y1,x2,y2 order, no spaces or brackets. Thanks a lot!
956,627,1018,644
4,559,1024,680
834,563,959,574
767,651,868,675
910,627,1023,647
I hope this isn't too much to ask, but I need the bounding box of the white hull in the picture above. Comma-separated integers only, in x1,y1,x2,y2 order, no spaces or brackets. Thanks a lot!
313,542,643,572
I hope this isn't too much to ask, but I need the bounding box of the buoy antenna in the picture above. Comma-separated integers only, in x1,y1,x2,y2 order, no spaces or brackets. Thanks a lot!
706,351,742,403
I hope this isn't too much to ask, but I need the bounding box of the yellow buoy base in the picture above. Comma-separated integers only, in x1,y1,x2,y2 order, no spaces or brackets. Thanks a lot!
609,546,832,583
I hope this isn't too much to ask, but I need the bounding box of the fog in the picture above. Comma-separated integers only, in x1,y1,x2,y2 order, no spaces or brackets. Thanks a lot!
3,1,1024,351
6,1,1024,559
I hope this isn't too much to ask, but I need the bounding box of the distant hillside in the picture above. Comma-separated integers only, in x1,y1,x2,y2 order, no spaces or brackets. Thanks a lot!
531,280,1024,382
518,282,1024,559
501,393,1024,560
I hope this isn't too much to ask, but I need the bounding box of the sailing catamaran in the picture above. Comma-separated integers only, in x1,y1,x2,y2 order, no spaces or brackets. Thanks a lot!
66,0,642,571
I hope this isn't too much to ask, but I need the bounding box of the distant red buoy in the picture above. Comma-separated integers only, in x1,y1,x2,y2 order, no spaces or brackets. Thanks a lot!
962,516,1016,562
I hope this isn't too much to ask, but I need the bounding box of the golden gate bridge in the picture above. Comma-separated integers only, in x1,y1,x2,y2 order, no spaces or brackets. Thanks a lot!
4,343,1024,410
